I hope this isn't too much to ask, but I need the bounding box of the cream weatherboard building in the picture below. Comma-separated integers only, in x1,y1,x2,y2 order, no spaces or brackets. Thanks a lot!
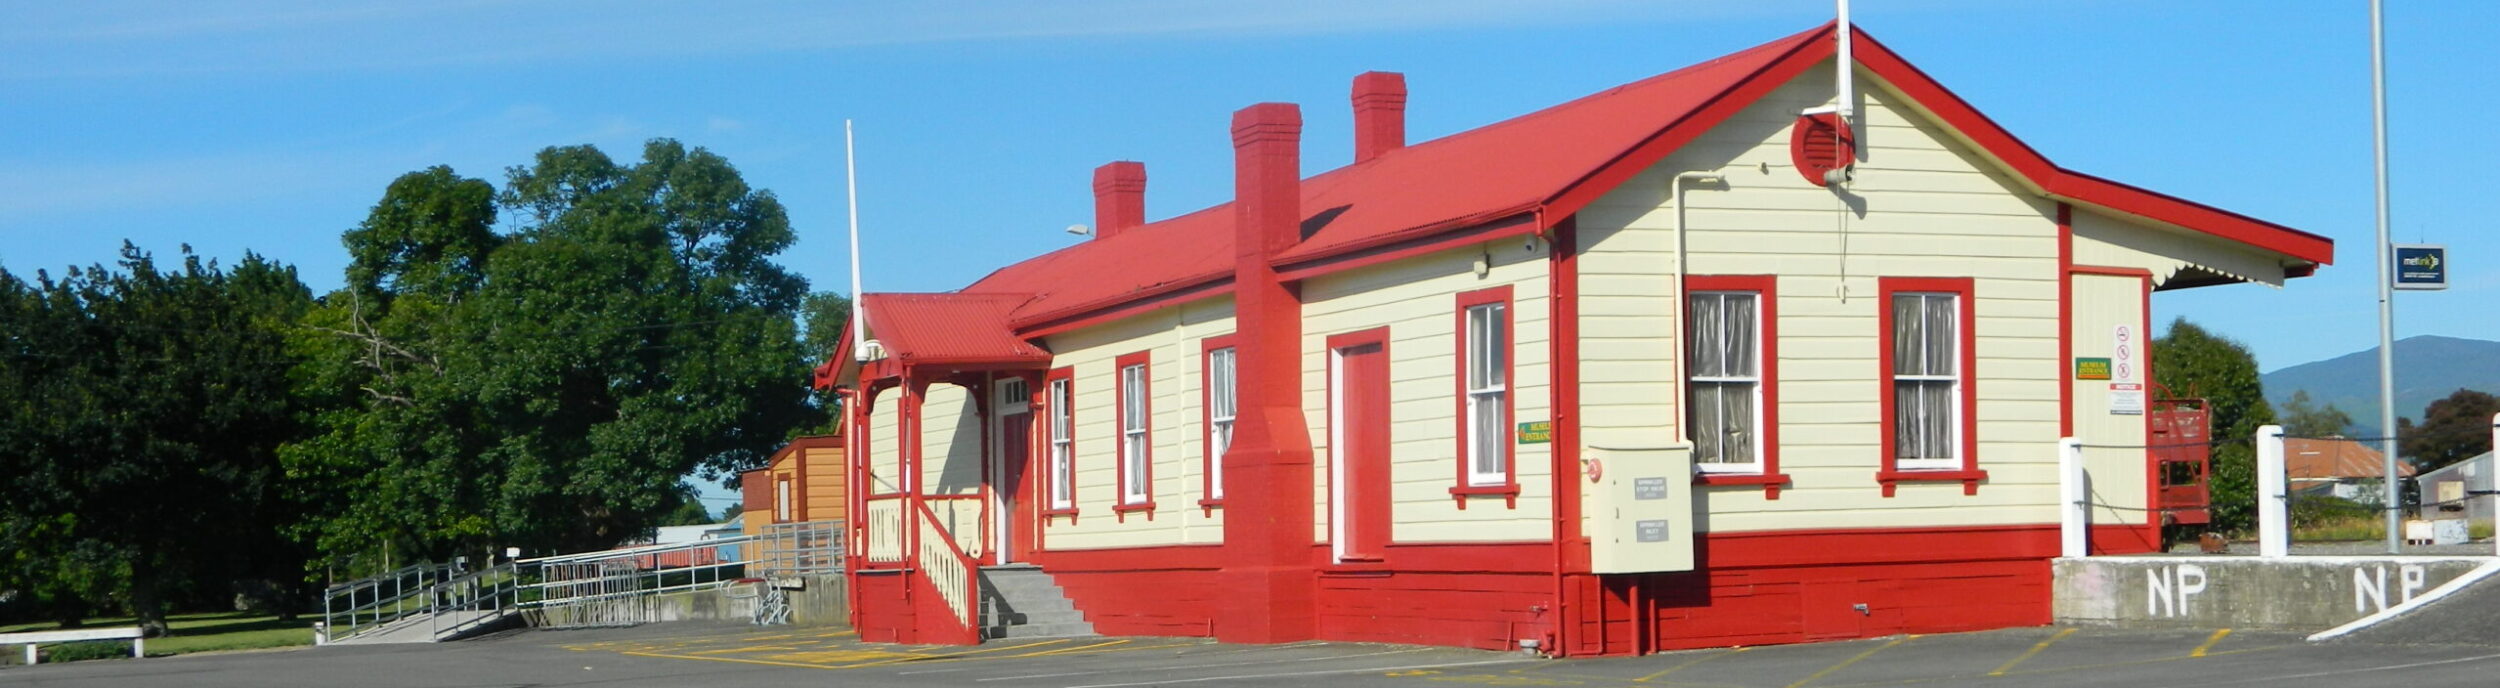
816,23,2332,656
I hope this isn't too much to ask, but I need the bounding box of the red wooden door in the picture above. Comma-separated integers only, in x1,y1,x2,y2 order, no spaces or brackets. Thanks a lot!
999,410,1033,564
1334,339,1391,561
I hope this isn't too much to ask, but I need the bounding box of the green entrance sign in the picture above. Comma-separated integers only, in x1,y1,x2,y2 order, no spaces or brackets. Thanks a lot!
2074,357,2112,380
1517,420,1553,444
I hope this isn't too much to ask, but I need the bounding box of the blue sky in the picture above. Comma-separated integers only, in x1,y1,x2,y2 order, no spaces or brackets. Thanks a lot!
4,2,2493,466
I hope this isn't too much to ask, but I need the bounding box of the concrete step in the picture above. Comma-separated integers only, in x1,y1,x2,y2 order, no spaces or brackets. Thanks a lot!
972,566,1094,640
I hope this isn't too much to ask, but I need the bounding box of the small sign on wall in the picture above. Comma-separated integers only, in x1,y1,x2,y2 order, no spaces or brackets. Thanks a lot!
2111,383,2146,415
2074,357,2112,380
1517,420,1552,444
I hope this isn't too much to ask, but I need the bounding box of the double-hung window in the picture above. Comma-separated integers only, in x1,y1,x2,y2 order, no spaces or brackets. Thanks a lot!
1456,287,1513,491
1116,354,1152,508
1687,290,1763,471
1203,344,1236,502
1046,372,1075,511
1889,291,1961,470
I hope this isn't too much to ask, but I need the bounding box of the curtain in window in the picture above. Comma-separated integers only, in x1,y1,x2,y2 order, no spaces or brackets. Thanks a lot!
1049,379,1072,505
1208,348,1234,498
1688,293,1758,465
1891,293,1957,461
1466,304,1508,481
1121,365,1147,502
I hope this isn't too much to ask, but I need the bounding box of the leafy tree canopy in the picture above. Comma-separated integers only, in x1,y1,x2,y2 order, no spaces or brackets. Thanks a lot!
2399,388,2499,474
2279,390,2355,438
2153,318,2277,534
287,140,816,569
0,245,312,633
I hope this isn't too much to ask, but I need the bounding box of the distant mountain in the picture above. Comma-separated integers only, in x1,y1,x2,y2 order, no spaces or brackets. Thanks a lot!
2260,335,2500,436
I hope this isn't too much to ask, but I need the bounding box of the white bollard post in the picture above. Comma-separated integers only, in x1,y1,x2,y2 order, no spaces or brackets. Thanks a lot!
25,643,36,665
2060,437,2088,557
2258,424,2289,558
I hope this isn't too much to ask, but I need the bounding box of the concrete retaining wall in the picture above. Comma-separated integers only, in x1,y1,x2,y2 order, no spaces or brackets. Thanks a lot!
2056,556,2491,630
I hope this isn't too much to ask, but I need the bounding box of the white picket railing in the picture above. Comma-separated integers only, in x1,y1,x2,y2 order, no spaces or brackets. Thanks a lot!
866,498,905,563
917,510,974,628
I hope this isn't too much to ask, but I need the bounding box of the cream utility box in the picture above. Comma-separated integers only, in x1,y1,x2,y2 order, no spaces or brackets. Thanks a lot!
1586,445,1696,574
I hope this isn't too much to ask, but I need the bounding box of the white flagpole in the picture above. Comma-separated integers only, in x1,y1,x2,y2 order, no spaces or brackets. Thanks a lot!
846,119,867,361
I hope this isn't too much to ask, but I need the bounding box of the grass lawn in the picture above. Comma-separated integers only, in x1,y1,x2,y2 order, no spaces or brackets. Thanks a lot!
1,611,314,664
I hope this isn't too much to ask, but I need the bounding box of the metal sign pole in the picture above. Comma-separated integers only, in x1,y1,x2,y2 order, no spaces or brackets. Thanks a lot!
2370,0,2401,554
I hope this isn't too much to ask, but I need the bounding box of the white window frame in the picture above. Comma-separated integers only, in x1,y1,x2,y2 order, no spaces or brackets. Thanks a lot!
1206,347,1236,500
1118,363,1151,505
1463,302,1509,487
1891,292,1962,471
775,477,792,522
1047,377,1074,510
1688,291,1765,473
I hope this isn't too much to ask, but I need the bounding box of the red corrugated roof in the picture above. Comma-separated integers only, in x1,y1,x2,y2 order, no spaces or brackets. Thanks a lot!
858,292,1052,366
856,22,2332,371
966,25,1825,329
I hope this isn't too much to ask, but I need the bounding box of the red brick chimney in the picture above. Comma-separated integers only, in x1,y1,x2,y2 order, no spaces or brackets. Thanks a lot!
1218,101,1317,644
1351,71,1407,163
1091,161,1146,239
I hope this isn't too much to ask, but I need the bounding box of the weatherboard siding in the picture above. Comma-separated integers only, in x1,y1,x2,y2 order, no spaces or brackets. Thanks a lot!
2070,271,2152,529
1575,60,2063,533
1298,243,1555,545
2071,208,2287,289
918,382,986,555
867,385,905,495
1034,298,1236,551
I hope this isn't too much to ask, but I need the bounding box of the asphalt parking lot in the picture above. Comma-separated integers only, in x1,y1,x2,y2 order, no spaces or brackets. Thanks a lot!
5,623,2499,687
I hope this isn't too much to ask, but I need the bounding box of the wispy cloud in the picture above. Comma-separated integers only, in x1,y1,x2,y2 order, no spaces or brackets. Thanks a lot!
3,0,1823,80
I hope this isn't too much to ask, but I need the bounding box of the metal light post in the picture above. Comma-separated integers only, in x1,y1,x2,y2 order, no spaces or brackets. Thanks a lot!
2370,0,2400,553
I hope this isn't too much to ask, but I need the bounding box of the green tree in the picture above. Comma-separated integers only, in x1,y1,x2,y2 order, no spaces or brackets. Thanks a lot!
2398,389,2499,474
289,140,816,568
2279,390,2355,438
2152,318,2277,534
792,291,852,437
0,246,313,634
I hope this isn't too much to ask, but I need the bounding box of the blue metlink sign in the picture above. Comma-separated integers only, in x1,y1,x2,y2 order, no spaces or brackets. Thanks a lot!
2394,244,2447,290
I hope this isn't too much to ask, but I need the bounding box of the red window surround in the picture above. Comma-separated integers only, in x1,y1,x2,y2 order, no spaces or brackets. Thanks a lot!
1113,351,1156,518
1042,366,1078,517
1199,334,1238,510
1451,285,1520,507
1875,276,1986,496
1684,275,1791,499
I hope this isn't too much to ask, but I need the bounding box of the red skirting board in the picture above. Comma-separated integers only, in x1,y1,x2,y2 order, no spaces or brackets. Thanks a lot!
852,571,915,644
849,524,2061,655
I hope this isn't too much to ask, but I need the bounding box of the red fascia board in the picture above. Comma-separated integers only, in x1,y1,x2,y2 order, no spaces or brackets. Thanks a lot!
1846,31,2334,266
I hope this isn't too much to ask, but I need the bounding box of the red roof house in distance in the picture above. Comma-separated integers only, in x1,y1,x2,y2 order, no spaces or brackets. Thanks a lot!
817,23,2332,656
2285,437,2413,500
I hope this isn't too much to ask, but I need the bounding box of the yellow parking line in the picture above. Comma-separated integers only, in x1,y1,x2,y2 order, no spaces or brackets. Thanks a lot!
1635,646,1751,682
621,650,854,671
1013,639,1131,657
829,639,1075,668
1987,628,2076,676
1040,640,1209,658
2190,629,2232,658
1786,636,1913,688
